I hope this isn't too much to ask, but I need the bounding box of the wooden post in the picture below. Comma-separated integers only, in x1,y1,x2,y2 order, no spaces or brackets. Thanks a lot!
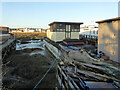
75,66,77,74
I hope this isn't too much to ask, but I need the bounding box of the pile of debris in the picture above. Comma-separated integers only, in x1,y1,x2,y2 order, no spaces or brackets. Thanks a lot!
57,61,120,89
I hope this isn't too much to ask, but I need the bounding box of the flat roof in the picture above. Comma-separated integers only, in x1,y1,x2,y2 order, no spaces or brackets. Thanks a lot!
49,21,83,26
96,17,120,23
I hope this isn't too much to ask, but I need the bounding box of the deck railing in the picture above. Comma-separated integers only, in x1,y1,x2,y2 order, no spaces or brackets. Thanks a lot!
79,34,98,40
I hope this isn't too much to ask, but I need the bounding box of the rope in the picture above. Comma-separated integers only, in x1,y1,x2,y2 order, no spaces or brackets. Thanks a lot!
33,47,61,89
33,57,58,90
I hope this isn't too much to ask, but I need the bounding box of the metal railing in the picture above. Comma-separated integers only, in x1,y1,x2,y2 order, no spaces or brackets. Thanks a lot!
79,34,98,40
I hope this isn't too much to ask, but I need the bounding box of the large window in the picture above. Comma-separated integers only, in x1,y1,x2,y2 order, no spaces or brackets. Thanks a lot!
72,29,80,32
97,31,98,34
71,25,80,32
59,24,64,28
66,25,71,32
56,29,65,32
93,30,95,34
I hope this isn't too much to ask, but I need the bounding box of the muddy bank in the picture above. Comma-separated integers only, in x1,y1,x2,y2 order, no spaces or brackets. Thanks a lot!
2,38,58,89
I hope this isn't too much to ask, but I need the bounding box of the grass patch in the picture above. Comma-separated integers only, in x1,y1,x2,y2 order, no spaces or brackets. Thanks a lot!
11,32,46,39
3,47,57,88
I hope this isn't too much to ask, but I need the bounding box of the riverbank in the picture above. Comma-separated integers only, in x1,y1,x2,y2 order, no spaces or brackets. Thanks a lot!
2,38,58,89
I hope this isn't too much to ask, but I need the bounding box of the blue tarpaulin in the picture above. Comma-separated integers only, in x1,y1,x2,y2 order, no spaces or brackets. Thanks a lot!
68,46,79,50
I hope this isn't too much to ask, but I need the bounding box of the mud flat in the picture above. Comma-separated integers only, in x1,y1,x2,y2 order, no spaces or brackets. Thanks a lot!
2,38,58,89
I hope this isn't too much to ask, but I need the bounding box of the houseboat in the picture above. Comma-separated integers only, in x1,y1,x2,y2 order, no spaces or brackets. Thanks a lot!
47,21,83,42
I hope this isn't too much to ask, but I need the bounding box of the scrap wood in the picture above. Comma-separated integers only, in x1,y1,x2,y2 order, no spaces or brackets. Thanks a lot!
92,62,105,66
90,72,120,82
77,69,104,81
81,63,107,71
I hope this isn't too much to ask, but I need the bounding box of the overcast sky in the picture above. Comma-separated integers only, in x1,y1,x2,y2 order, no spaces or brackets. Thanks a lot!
1,1,119,28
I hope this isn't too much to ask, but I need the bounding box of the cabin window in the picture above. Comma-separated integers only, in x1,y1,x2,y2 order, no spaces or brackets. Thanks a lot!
60,29,64,32
57,29,60,32
59,24,62,26
72,29,79,32
53,29,55,32
56,29,65,32
59,24,64,29
66,25,71,32
97,31,98,34
62,29,65,32
71,25,80,32
69,25,70,31
72,29,74,31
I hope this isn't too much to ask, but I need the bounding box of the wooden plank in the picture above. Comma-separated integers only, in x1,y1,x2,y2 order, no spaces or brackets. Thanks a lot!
77,69,104,80
69,77,79,89
82,63,107,71
62,83,65,88
85,81,115,88
68,80,75,88
58,64,76,89
62,70,67,80
57,74,62,86
62,62,103,81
